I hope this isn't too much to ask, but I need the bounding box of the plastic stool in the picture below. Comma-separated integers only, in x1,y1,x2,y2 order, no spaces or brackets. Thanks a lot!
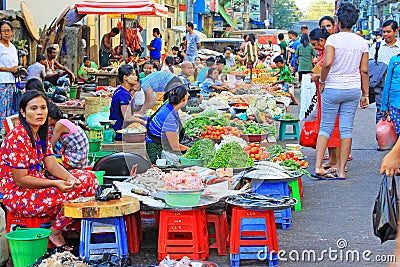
288,177,302,211
6,213,54,232
79,216,128,260
231,247,278,267
206,210,229,256
230,207,278,266
278,120,300,140
252,179,292,229
124,212,143,254
158,209,209,261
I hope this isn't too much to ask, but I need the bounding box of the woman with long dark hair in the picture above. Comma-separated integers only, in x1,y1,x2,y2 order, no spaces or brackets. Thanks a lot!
315,3,369,179
146,84,191,163
148,28,162,62
0,90,98,249
296,34,316,83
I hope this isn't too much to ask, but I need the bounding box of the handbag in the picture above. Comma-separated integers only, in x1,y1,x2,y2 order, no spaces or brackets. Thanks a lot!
376,114,397,150
299,120,319,149
373,175,398,243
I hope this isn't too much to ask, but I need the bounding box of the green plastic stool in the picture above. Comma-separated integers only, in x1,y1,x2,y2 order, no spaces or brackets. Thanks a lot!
288,178,302,211
279,121,300,140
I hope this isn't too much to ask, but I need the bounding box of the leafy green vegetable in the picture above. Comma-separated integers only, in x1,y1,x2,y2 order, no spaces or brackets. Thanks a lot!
206,142,254,169
184,117,211,137
279,159,310,178
184,139,216,165
266,144,285,160
280,114,299,120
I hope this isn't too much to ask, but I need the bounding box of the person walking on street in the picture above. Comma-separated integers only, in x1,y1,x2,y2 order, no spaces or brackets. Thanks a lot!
369,20,400,124
0,20,21,131
314,3,369,180
185,22,201,62
296,34,316,83
99,27,120,68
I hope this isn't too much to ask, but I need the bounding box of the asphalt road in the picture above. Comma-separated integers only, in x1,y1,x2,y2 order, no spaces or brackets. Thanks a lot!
128,99,398,266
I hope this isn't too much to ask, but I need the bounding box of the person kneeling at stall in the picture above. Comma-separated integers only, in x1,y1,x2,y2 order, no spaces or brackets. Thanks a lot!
47,101,90,169
0,90,98,250
200,67,229,97
146,85,193,164
271,56,298,105
110,64,146,141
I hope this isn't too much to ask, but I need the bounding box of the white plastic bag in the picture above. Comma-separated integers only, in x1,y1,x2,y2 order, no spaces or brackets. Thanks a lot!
299,74,317,121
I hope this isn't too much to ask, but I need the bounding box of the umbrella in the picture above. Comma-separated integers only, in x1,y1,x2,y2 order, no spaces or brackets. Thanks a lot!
75,0,168,17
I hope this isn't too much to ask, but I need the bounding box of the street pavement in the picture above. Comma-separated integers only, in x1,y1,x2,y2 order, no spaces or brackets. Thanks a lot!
129,96,398,266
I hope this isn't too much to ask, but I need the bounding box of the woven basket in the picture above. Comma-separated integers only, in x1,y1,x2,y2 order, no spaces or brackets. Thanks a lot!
85,96,112,119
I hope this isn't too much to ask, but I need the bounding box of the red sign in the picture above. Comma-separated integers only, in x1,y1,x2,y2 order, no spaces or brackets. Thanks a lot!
258,35,278,45
179,4,186,11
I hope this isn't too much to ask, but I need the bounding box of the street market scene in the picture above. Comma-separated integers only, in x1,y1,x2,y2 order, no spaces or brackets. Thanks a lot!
0,0,400,266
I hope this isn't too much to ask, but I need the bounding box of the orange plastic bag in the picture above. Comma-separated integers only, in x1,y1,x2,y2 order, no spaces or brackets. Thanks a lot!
376,115,398,150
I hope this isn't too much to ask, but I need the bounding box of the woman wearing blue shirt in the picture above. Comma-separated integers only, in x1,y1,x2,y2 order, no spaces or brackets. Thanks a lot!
109,65,145,140
147,28,162,63
146,85,190,163
382,54,400,135
200,68,228,97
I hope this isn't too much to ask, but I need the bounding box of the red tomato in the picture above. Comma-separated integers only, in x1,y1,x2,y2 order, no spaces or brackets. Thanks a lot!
287,152,295,158
293,156,299,161
255,143,261,148
250,147,259,154
244,146,251,151
255,154,261,160
250,154,255,158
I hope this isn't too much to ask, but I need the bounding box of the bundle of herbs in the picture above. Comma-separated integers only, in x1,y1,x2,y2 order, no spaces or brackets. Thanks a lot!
184,139,216,165
206,142,254,169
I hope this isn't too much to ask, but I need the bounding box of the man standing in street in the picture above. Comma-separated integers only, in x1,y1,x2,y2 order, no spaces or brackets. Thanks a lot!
99,27,120,68
286,30,300,79
369,20,400,124
185,22,201,62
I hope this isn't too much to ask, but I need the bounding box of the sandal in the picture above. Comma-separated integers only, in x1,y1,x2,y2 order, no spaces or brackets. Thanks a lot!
323,155,329,161
347,155,353,161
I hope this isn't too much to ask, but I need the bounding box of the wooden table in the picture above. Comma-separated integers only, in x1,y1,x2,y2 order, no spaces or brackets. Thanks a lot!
64,196,140,218
89,72,119,87
58,105,85,115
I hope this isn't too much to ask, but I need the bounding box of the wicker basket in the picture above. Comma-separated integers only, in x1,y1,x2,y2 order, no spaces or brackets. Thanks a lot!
85,96,112,119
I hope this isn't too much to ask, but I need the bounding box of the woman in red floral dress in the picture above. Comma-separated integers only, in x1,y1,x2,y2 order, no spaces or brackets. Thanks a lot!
0,90,98,249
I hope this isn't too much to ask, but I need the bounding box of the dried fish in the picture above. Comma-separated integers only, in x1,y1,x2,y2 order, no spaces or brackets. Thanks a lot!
127,167,165,193
35,251,92,267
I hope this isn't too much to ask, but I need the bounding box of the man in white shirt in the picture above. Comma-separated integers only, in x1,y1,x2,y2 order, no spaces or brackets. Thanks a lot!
369,20,400,124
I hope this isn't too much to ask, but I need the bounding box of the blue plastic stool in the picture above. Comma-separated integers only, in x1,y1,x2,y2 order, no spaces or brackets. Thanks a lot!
79,216,128,260
231,247,278,267
252,180,292,230
278,121,300,140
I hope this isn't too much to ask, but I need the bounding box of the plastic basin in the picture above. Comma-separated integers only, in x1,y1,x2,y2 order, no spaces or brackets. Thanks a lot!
241,133,268,142
163,189,204,207
6,228,51,267
123,133,146,143
179,157,204,167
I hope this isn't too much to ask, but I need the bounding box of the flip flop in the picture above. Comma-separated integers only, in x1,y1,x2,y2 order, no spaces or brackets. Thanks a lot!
323,166,348,172
347,155,353,161
311,172,338,180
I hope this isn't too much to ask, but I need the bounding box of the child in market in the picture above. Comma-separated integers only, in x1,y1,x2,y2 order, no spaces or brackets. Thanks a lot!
139,61,154,79
200,67,229,97
270,56,298,105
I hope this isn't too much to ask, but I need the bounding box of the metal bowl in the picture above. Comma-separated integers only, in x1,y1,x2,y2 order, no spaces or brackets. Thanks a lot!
99,120,117,126
190,260,219,267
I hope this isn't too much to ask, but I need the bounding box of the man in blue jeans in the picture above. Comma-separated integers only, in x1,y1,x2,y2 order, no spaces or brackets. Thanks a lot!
287,30,300,79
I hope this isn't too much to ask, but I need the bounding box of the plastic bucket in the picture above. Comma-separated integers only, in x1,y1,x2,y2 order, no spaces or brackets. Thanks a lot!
89,139,102,153
69,86,77,99
94,171,106,185
6,228,51,267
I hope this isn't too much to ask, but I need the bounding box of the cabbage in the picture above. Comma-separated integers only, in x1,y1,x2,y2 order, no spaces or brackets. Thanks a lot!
246,106,259,117
255,99,268,112
266,99,277,109
273,107,283,116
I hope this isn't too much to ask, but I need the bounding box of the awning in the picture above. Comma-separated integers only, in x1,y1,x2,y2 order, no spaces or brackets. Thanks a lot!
217,4,238,30
74,0,168,17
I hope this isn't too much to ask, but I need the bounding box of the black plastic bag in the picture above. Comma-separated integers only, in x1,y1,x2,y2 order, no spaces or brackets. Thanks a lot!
373,175,398,243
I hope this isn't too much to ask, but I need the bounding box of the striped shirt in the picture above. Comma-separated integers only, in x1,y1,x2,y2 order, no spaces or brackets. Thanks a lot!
146,103,179,143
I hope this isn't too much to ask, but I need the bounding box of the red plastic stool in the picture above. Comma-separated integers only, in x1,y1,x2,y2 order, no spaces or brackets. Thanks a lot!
206,211,229,256
229,207,278,255
158,209,209,261
124,212,143,254
6,213,54,232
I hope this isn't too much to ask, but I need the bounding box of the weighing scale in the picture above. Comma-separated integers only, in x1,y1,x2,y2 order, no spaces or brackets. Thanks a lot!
99,120,116,144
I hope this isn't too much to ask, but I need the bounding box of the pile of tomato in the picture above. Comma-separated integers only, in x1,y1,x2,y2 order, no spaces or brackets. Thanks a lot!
201,125,241,139
272,152,309,168
243,143,270,161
